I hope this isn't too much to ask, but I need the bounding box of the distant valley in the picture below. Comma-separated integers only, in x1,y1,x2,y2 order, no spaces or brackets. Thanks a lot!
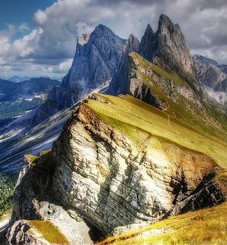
0,14,227,245
0,77,60,122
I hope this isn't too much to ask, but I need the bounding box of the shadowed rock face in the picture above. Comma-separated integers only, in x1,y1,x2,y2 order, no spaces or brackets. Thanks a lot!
141,14,194,75
108,14,196,97
107,34,140,95
5,15,227,243
50,97,226,234
9,94,227,241
193,54,227,92
30,25,126,125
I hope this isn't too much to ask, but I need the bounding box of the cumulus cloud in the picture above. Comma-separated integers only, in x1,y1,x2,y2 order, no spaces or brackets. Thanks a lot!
1,0,227,79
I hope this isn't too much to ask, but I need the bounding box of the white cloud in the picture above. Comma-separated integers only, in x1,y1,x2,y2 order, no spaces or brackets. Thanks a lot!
1,0,227,79
59,58,73,72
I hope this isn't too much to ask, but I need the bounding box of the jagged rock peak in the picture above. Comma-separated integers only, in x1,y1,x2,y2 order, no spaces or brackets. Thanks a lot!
158,14,175,33
155,14,194,74
91,24,124,41
142,24,154,40
127,34,140,51
140,24,155,60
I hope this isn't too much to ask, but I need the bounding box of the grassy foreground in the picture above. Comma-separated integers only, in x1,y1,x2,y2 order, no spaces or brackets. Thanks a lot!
96,202,227,245
85,94,227,169
27,220,69,244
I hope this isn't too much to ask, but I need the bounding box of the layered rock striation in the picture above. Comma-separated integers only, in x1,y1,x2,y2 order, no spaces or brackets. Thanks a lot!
4,14,227,244
8,93,227,243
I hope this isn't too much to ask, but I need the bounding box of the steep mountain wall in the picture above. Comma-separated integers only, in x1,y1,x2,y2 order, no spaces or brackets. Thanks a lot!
8,94,227,243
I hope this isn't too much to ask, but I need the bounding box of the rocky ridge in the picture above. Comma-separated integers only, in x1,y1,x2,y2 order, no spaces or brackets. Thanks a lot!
3,14,227,244
7,94,227,243
193,54,227,92
193,54,227,106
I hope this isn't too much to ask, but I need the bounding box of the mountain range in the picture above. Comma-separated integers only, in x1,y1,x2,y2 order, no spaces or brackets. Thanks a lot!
1,14,227,244
0,77,60,123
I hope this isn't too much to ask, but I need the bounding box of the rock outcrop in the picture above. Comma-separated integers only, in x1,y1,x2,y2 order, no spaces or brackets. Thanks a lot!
8,93,227,243
193,54,227,106
193,54,227,92
140,14,194,76
8,153,94,244
4,14,227,244
108,14,196,97
50,96,227,234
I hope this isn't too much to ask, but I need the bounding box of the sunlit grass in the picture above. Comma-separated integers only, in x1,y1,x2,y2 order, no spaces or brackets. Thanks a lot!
85,94,227,169
27,220,69,244
129,52,227,143
96,202,227,245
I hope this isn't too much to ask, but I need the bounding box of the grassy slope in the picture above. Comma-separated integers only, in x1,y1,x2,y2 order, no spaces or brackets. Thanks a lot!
96,202,227,245
85,94,227,169
129,52,227,144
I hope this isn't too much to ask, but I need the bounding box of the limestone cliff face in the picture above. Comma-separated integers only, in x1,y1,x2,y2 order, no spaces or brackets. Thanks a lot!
5,15,227,244
193,54,227,92
50,95,226,234
108,14,196,97
140,14,194,76
107,34,140,95
7,94,227,243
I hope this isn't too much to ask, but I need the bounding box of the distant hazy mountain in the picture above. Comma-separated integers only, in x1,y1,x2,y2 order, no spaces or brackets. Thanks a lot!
5,15,227,245
8,76,30,83
0,77,60,102
0,77,60,121
193,54,227,105
193,54,227,92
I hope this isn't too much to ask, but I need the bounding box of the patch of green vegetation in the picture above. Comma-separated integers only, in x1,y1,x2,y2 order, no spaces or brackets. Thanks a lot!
24,150,51,168
39,149,51,156
96,112,151,150
130,52,227,144
130,52,187,87
25,154,39,162
0,173,17,217
96,202,227,245
28,220,69,244
85,94,227,169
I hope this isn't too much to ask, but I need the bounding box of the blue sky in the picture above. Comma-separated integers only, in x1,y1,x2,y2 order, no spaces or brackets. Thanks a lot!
0,0,227,80
0,0,54,28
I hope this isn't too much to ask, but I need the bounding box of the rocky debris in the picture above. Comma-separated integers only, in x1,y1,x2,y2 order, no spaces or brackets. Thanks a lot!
9,152,94,244
7,202,93,245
